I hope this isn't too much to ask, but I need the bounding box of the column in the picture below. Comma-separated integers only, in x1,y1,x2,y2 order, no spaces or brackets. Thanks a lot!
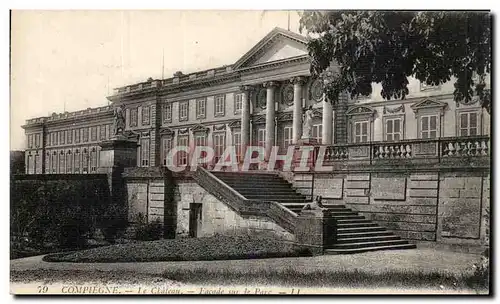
240,85,252,156
291,76,306,144
263,81,277,160
322,93,333,145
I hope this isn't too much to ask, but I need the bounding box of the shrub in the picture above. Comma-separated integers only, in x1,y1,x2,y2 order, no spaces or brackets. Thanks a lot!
99,204,128,243
133,214,163,241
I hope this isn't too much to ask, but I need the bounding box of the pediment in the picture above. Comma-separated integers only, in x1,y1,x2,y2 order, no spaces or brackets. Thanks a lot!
312,108,323,118
191,124,210,134
278,112,293,122
159,127,174,136
251,114,266,124
411,98,448,112
228,120,241,129
346,105,376,116
233,27,308,70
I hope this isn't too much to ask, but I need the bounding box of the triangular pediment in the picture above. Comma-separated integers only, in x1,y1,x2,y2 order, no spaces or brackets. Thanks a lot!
411,98,448,112
233,27,308,70
346,105,376,116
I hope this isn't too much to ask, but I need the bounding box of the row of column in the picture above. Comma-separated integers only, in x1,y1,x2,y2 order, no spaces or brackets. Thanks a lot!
239,77,334,160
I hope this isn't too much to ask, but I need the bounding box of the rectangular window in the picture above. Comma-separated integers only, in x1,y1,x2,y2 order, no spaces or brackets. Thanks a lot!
142,105,150,125
353,121,369,143
51,153,57,174
421,115,438,139
106,124,111,139
385,118,402,141
214,95,225,117
59,152,65,173
312,124,323,144
82,150,89,174
177,136,189,166
459,112,479,136
161,137,173,166
163,103,172,123
66,152,72,173
35,133,41,147
258,129,266,147
83,128,89,142
196,98,206,119
130,108,138,127
195,133,207,147
179,101,188,122
52,133,58,146
74,151,81,173
75,129,81,143
100,125,106,140
67,130,72,144
234,93,243,113
140,138,150,167
91,126,97,141
27,154,33,174
91,149,98,172
28,134,33,149
283,126,293,150
59,131,65,145
213,132,226,164
232,131,242,162
35,153,40,174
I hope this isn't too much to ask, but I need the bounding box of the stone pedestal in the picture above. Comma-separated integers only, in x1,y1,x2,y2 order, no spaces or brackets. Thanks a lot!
295,209,337,255
98,136,138,217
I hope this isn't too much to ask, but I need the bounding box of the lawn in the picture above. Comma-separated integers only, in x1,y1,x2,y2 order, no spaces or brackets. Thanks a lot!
42,235,311,263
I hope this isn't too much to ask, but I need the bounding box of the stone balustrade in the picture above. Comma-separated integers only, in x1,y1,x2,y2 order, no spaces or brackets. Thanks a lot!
318,136,490,167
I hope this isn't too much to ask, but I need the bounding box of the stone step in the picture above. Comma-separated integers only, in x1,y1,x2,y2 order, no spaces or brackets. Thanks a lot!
329,215,366,220
337,230,394,238
212,172,280,178
325,243,417,255
228,182,293,188
337,226,386,233
214,175,286,182
243,194,306,200
330,239,409,249
336,218,372,224
336,222,379,228
336,235,401,244
237,188,301,194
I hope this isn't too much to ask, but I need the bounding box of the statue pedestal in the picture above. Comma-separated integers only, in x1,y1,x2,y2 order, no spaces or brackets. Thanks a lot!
293,137,319,171
295,209,336,255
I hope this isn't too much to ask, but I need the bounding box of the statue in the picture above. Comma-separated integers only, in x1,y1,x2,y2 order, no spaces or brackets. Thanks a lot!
113,105,125,136
302,196,328,211
301,105,314,139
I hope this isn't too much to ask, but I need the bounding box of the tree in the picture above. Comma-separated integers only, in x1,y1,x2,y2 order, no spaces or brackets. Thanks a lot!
299,11,491,113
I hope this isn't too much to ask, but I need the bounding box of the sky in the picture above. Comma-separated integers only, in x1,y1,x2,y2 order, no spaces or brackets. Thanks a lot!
10,10,302,150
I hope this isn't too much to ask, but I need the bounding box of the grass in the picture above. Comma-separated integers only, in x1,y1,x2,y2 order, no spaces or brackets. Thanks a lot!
42,235,311,263
161,267,489,293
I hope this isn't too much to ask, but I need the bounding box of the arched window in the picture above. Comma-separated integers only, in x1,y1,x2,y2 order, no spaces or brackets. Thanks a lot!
59,151,65,173
51,152,57,174
90,147,97,173
27,152,33,174
66,150,72,173
82,149,89,174
74,149,81,173
45,152,50,174
34,151,40,174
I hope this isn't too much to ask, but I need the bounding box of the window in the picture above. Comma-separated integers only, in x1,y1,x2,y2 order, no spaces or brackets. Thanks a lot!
234,93,243,113
459,112,479,136
106,124,111,139
35,133,41,147
161,137,173,166
51,133,57,146
67,130,72,144
59,151,65,173
90,148,98,172
27,153,33,174
59,131,65,145
75,129,81,143
74,150,81,173
385,118,403,141
283,126,293,150
28,134,33,149
196,98,206,119
91,126,97,141
51,152,57,173
177,136,189,166
312,124,323,144
100,125,106,140
82,150,89,173
420,115,438,139
257,129,266,147
214,95,225,117
140,138,150,167
213,132,226,164
142,106,150,125
35,153,40,174
195,133,207,147
130,108,138,127
163,103,172,123
45,152,50,173
353,121,369,143
179,101,188,122
66,151,72,173
232,131,242,162
82,128,89,142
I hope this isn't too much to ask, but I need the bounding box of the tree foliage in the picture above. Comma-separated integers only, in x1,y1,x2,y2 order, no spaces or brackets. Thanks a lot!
299,11,491,113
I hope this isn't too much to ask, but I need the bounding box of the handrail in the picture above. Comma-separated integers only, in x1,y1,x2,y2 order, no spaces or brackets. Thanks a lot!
192,167,297,233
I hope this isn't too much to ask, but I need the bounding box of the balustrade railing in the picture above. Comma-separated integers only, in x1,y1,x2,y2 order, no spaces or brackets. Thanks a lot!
317,136,490,165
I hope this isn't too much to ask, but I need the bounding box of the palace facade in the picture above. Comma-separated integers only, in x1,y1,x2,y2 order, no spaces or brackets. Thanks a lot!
22,27,491,174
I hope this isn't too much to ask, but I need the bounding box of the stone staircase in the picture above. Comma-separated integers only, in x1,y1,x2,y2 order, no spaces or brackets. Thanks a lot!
211,171,416,254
